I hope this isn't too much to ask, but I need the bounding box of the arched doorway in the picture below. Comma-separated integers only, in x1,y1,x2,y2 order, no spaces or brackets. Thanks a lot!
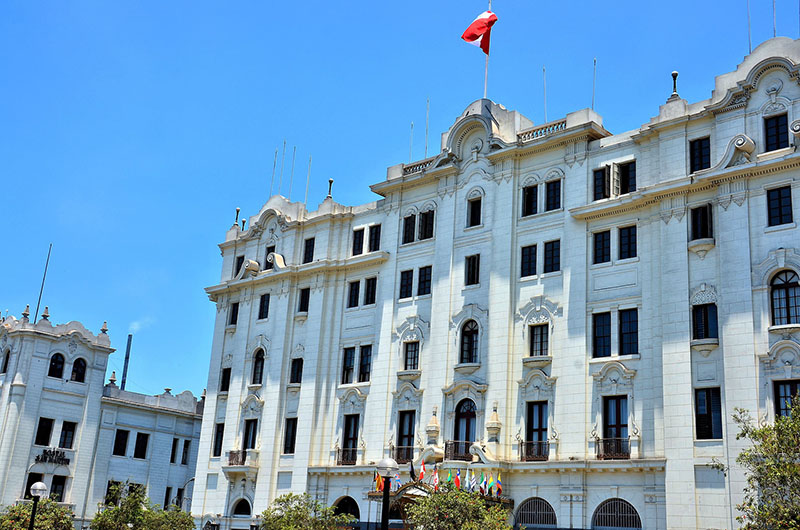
516,497,557,528
454,398,477,442
591,498,642,530
334,496,360,521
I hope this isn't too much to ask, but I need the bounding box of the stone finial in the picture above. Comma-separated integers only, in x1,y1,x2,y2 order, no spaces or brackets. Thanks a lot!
327,178,334,198
234,207,241,227
41,306,50,321
109,371,117,386
241,219,247,231
671,71,679,95
425,406,440,444
486,401,502,441
21,305,30,320
100,321,108,334
164,388,172,395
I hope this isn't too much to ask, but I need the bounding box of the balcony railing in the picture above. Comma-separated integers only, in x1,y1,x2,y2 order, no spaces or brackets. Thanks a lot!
444,440,473,462
337,447,357,466
228,450,246,466
596,438,630,460
520,440,550,462
393,446,414,464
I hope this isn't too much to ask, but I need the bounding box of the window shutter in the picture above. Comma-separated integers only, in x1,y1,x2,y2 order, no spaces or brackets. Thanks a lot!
611,164,620,197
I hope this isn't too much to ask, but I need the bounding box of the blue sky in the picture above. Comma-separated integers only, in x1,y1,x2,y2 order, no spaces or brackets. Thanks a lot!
1,0,795,396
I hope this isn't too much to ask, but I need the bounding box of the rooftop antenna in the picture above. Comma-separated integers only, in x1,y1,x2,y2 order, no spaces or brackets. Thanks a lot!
304,155,312,207
409,122,414,162
747,0,752,53
121,334,132,391
288,146,297,200
278,140,286,196
33,243,52,323
592,58,597,110
543,66,548,123
424,98,430,158
269,148,277,197
327,178,333,199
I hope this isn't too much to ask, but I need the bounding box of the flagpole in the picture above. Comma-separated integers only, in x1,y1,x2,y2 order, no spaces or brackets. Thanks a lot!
484,0,491,99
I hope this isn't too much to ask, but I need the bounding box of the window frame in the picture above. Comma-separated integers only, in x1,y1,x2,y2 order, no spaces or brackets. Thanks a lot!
352,228,364,256
59,421,77,449
592,312,612,358
403,341,420,371
258,294,270,320
521,244,537,278
465,254,480,286
303,237,315,264
358,345,372,383
618,308,638,356
522,184,538,217
368,224,382,252
467,197,482,227
417,266,432,296
418,210,435,240
545,180,561,211
228,302,239,326
399,270,413,299
283,417,298,455
767,186,794,227
133,432,149,459
341,347,356,385
770,270,800,326
690,204,714,240
402,215,416,244
35,417,55,447
690,137,711,173
529,324,549,357
618,225,637,260
543,240,560,273
593,230,611,264
298,287,310,313
112,429,129,457
213,424,224,457
289,358,304,384
765,113,789,152
692,303,719,339
364,277,377,305
695,387,723,440
459,320,480,364
347,280,360,308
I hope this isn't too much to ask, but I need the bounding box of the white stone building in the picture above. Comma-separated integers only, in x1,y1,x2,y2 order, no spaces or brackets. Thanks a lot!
192,37,800,530
0,310,203,529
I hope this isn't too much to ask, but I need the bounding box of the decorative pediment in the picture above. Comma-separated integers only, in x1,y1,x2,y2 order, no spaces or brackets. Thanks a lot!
759,339,800,379
393,315,429,346
291,344,304,359
247,334,271,357
392,382,423,408
338,387,367,415
690,283,718,306
592,361,636,393
241,394,264,417
518,369,557,401
520,172,542,187
752,248,800,287
449,304,488,331
466,186,485,200
515,296,561,334
544,167,565,181
442,379,488,397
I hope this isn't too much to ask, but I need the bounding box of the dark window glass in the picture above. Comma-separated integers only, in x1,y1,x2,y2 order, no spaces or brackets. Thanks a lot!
693,304,719,339
544,240,560,273
368,224,382,252
176,488,184,510
619,309,638,356
219,368,231,392
593,313,611,358
619,161,636,194
347,281,360,308
364,277,377,305
404,342,419,371
48,353,64,378
105,481,122,505
771,271,800,325
243,420,257,450
71,358,87,382
252,349,265,385
284,418,298,454
25,473,44,500
521,245,537,278
50,475,67,502
228,302,239,326
213,424,224,457
258,294,270,320
234,255,245,278
290,358,304,384
593,168,610,201
467,198,482,227
418,210,435,240
593,231,611,264
690,137,711,172
181,440,190,465
603,396,628,439
522,185,538,216
774,379,800,417
343,414,359,449
133,432,149,459
112,429,129,456
264,245,276,270
696,387,723,439
691,204,714,240
529,324,548,357
352,229,364,256
397,411,415,452
358,345,372,383
341,347,355,384
298,288,310,313
35,417,54,446
526,401,548,442
418,266,432,296
303,238,315,263
454,399,477,443
164,487,172,509
619,226,637,260
1,352,8,374
546,180,561,211
465,254,480,286
59,421,77,449
460,320,479,364
170,438,179,463
767,186,793,227
765,114,789,152
402,215,416,244
399,270,413,299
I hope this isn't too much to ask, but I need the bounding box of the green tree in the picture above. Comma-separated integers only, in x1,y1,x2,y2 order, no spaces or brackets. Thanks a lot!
404,485,510,530
715,396,800,529
0,497,75,530
259,493,355,530
89,482,194,530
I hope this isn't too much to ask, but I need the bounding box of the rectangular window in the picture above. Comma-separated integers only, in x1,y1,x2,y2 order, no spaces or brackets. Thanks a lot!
619,308,638,356
404,341,419,371
35,418,54,447
243,420,258,450
521,244,537,278
112,429,129,456
593,312,611,358
164,487,172,509
264,245,276,270
341,347,355,384
467,198,482,227
526,401,548,442
593,230,611,264
176,488,184,510
25,473,44,500
619,161,636,194
343,414,359,449
228,302,239,326
213,424,224,457
303,237,315,263
545,180,561,211
619,225,637,260
399,270,413,299
364,277,377,305
397,410,415,458
358,345,372,383
767,186,794,226
133,432,149,459
522,185,538,217
283,418,298,455
529,324,548,357
59,421,77,449
234,255,245,278
774,380,800,417
417,266,432,296
347,281,360,308
402,215,416,244
50,475,67,502
603,396,628,439
170,438,179,463
298,288,310,313
219,368,231,392
258,294,270,320
181,440,190,465
544,240,560,273
695,387,723,439
593,167,610,201
352,228,364,256
418,210,435,240
105,481,122,505
289,358,304,384
465,254,480,286
693,304,719,340
368,224,382,252
691,204,714,240
765,114,789,152
690,137,711,172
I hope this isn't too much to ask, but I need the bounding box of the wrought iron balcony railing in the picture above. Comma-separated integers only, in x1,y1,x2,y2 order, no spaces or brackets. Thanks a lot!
393,446,414,464
520,440,550,461
595,438,630,460
337,447,358,466
444,440,473,462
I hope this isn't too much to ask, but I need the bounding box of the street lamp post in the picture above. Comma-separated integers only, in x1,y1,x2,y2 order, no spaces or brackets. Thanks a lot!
376,458,399,530
28,482,48,530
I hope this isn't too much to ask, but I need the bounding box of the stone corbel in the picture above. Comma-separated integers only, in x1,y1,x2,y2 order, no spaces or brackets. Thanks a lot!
727,134,756,167
266,252,286,270
791,120,800,143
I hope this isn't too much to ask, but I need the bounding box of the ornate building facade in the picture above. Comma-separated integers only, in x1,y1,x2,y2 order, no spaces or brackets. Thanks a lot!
192,37,800,529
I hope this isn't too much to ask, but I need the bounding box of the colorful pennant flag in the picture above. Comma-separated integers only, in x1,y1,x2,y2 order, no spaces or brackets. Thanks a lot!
480,471,486,495
470,469,477,492
433,464,440,491
461,10,498,55
455,469,461,489
497,472,503,496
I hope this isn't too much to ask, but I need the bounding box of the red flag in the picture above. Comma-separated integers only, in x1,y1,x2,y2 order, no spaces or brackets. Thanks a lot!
461,11,498,55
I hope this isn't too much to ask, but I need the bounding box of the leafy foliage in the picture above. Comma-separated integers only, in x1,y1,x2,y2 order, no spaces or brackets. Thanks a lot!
89,482,194,530
404,484,510,530
0,498,74,530
259,493,355,530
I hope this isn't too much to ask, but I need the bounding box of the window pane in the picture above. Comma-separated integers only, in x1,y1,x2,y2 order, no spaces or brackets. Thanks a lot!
418,266,432,296
593,231,610,264
593,313,611,357
399,270,413,299
364,277,377,305
404,342,419,370
352,229,364,256
619,226,637,259
545,180,561,211
544,241,560,273
347,281,360,308
522,185,538,216
402,215,416,244
368,224,382,252
358,345,372,383
303,238,315,263
521,245,537,277
468,198,482,227
619,309,638,355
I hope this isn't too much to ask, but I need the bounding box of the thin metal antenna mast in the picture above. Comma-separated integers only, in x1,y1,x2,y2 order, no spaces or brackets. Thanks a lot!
592,58,597,110
747,0,752,53
543,66,548,123
278,140,286,196
269,148,277,197
33,243,52,323
288,146,296,200
425,98,430,159
409,122,414,162
304,156,312,207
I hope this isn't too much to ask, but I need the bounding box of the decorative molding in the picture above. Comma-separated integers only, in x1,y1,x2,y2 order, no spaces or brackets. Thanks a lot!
516,296,562,334
592,361,636,394
241,394,264,417
449,304,489,332
338,387,368,415
690,283,718,306
246,334,271,357
759,339,800,379
393,315,430,347
291,344,304,359
752,248,800,287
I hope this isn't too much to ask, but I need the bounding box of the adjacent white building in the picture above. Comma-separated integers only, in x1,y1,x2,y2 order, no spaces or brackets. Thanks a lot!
189,36,800,530
0,310,203,529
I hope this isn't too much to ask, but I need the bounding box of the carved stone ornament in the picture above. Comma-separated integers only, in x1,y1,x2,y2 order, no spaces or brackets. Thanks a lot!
222,353,233,368
752,248,800,287
247,334,271,357
449,304,488,332
241,395,264,417
758,340,800,379
516,296,562,334
393,315,430,347
690,283,718,306
791,120,800,142
338,387,367,415
68,339,77,354
392,381,423,409
592,361,636,394
518,369,557,401
291,344,305,359
727,134,756,167
485,402,502,441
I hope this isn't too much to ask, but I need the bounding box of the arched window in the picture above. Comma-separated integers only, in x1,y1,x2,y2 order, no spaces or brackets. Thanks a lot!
460,320,479,364
454,399,477,443
334,496,360,520
1,351,9,374
232,498,251,516
71,358,87,383
252,349,265,385
771,271,800,325
48,353,65,379
591,498,642,530
516,497,557,528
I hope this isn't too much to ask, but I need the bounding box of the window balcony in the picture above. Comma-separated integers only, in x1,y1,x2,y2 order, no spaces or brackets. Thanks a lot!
444,440,473,462
519,440,549,462
595,438,630,460
393,446,415,465
337,447,358,466
222,449,259,481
